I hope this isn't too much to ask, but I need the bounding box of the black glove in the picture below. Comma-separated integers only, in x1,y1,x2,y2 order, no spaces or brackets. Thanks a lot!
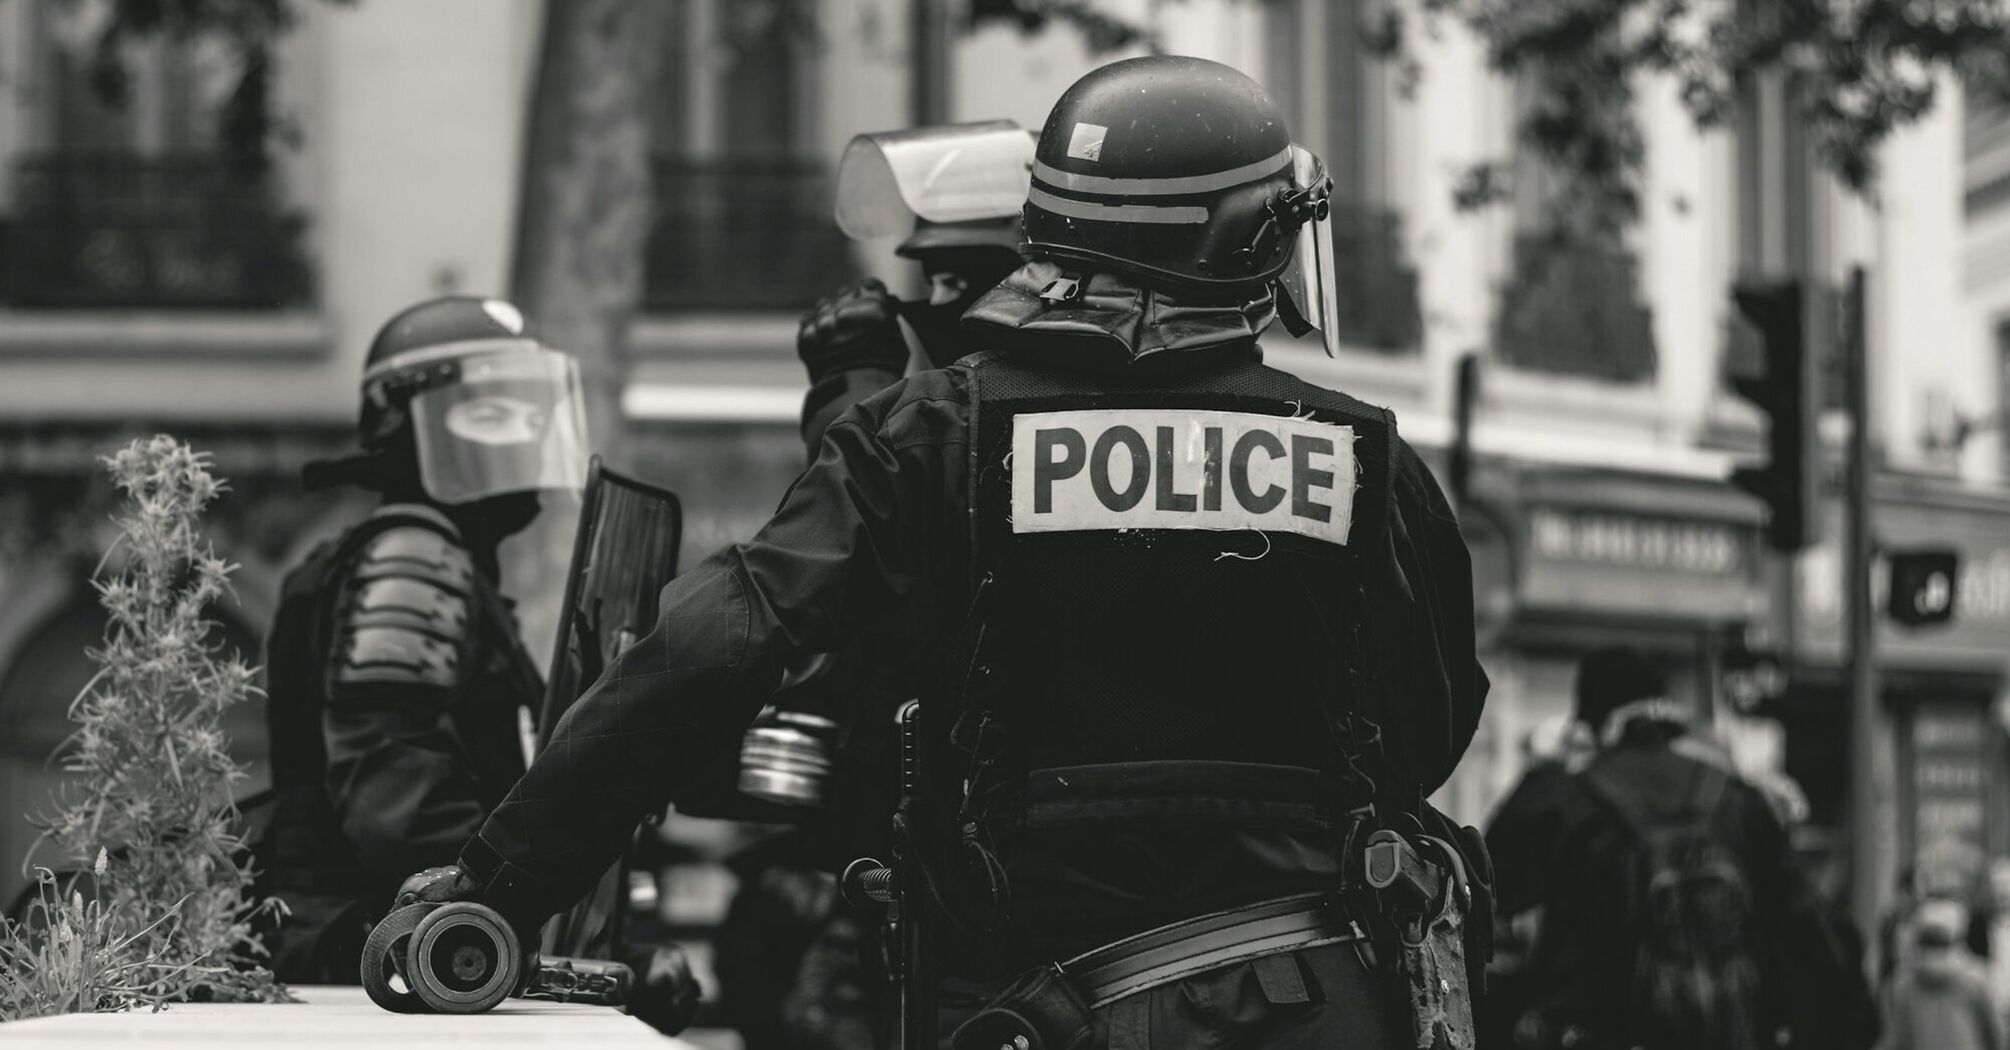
624,944,702,1035
797,279,907,385
394,864,482,907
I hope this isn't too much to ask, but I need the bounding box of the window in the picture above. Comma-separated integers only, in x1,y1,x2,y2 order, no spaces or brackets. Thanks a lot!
1963,71,2010,217
1491,74,1657,382
1261,0,1421,353
0,0,311,310
642,0,856,313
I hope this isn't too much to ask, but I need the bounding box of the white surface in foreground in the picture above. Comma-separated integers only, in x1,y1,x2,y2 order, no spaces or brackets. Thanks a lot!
0,984,696,1048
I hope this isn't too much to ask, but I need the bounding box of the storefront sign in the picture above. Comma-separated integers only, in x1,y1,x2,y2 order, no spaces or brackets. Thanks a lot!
1520,504,1765,622
1798,492,2010,668
1529,509,1745,574
1907,699,1992,878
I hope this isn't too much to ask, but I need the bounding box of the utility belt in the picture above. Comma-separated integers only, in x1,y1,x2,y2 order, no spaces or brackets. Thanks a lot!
950,828,1479,1050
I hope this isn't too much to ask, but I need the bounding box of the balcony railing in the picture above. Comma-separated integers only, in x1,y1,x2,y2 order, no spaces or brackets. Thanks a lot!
643,159,858,313
1493,233,1657,383
0,154,312,310
1327,201,1423,354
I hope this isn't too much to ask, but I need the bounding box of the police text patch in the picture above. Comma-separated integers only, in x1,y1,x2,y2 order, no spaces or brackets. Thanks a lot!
1011,409,1356,544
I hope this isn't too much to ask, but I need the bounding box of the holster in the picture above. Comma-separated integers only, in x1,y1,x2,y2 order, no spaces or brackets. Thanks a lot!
1364,830,1477,1050
950,965,1097,1050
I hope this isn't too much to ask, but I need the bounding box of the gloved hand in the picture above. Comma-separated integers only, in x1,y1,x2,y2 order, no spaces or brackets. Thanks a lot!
394,864,481,907
797,279,907,385
623,944,702,1035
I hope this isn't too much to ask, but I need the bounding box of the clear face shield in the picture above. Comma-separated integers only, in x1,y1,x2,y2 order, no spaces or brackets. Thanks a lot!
1274,145,1341,358
834,119,1035,241
409,348,590,506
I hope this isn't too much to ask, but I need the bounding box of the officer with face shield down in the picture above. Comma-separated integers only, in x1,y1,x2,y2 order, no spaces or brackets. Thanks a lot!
255,297,587,983
392,57,1491,1048
717,121,1034,1050
796,119,1034,449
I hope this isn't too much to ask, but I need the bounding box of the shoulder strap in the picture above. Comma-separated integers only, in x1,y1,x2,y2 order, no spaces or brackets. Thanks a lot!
325,506,478,697
1687,761,1731,819
1578,758,1659,839
369,502,461,541
1580,755,1732,842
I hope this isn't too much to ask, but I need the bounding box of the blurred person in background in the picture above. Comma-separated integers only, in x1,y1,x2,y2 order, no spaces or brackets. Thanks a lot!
712,120,1032,1050
1486,645,1877,1050
1877,896,2003,1050
252,297,585,982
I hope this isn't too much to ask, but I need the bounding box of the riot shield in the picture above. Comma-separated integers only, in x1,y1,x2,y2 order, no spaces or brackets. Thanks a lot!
536,456,683,961
536,456,683,744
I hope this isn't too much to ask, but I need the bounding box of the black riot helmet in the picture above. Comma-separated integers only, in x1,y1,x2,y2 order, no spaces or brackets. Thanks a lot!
1024,56,1331,302
361,296,540,448
307,296,589,507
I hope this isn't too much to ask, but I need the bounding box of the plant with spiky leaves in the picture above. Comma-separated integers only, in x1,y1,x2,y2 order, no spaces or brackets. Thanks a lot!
2,436,286,1019
0,856,183,1021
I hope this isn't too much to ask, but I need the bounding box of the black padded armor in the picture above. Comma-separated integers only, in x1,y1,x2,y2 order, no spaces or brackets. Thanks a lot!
942,349,1397,967
330,517,475,695
256,504,541,983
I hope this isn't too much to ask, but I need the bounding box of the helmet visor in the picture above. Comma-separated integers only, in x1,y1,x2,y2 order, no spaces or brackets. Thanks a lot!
1276,145,1341,358
410,349,589,505
835,120,1034,241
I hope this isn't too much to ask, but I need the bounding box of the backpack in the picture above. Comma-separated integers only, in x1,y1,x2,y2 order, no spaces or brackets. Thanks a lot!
1579,759,1764,1050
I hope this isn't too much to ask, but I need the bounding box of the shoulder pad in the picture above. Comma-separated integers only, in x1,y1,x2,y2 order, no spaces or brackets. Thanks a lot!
330,525,475,695
355,522,475,591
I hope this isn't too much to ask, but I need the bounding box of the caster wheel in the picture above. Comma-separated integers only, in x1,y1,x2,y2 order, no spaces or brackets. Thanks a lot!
360,903,435,1014
407,901,523,1014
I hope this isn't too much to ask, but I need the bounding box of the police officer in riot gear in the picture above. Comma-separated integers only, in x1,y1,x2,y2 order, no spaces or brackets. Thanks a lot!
719,121,1036,1050
396,57,1488,1047
797,119,1034,450
256,296,588,983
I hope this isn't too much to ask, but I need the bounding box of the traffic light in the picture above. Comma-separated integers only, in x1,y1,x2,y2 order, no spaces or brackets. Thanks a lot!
1727,279,1818,551
1887,547,1959,627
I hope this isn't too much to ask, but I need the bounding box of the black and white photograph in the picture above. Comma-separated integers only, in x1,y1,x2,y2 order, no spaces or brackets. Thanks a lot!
0,1,2004,1047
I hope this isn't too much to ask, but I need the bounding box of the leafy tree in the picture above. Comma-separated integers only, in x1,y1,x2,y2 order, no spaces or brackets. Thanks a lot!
968,0,1158,51
65,0,333,174
1370,0,2010,235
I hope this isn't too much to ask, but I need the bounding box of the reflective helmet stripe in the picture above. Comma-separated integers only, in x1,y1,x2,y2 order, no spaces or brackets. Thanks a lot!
362,337,545,383
1031,146,1292,198
1027,186,1208,225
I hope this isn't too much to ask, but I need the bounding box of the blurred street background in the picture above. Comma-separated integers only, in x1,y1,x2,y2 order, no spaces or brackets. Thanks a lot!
3,0,2010,1035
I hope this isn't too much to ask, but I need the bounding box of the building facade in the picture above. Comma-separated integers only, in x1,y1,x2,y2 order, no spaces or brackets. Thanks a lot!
0,0,1999,937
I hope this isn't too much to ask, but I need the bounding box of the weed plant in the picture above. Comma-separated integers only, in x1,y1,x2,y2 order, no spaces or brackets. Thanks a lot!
0,437,286,1020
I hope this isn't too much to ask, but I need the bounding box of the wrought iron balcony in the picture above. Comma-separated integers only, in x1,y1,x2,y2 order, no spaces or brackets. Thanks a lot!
0,154,313,310
644,159,858,313
1493,232,1657,383
1326,201,1422,354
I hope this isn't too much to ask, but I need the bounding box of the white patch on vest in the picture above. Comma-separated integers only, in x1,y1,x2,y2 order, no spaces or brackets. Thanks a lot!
1011,409,1356,545
1066,122,1108,162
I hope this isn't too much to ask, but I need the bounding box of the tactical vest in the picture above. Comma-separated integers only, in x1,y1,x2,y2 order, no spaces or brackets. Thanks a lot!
937,350,1399,971
258,506,541,915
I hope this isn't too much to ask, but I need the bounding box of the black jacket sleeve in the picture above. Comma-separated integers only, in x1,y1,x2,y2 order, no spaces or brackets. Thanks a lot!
802,366,904,457
1385,441,1489,795
464,374,965,922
